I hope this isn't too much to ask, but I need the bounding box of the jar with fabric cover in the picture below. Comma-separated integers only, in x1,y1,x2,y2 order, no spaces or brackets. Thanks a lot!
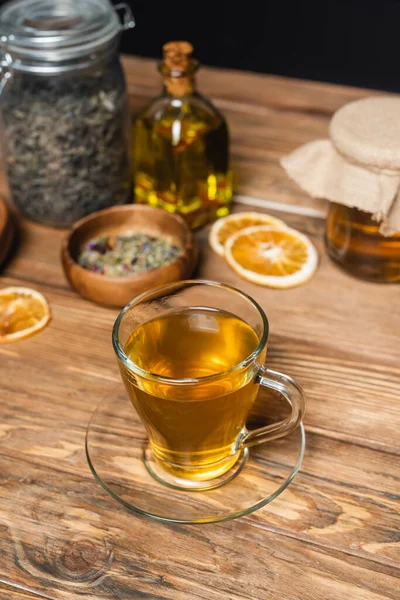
282,96,400,282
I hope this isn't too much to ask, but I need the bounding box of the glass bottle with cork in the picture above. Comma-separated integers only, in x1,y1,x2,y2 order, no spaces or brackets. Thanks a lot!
132,41,232,228
282,96,400,283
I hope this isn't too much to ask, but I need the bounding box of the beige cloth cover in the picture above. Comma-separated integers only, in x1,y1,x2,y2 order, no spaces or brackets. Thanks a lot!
281,96,400,235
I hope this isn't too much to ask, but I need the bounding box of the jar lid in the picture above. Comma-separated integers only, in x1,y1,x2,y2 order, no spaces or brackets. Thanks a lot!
281,95,400,235
0,0,135,73
330,96,400,171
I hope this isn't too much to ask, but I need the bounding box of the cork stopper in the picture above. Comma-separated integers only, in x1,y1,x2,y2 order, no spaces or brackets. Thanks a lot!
163,41,194,73
161,41,196,96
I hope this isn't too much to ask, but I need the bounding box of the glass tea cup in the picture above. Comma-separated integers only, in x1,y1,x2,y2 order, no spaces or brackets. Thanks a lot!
112,281,305,490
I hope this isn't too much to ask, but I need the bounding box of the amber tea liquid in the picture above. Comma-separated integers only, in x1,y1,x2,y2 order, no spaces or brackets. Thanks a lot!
120,308,262,481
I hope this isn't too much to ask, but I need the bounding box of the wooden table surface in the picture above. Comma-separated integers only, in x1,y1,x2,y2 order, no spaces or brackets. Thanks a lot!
0,56,399,600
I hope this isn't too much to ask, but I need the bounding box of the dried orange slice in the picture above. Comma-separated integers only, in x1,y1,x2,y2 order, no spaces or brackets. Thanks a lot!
0,286,51,343
209,211,287,256
225,226,318,288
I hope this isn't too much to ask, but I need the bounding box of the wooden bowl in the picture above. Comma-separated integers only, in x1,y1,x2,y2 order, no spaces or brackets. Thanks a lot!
0,196,15,269
61,205,198,308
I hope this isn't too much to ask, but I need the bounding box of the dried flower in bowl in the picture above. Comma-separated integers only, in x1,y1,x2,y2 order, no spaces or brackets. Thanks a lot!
78,233,183,277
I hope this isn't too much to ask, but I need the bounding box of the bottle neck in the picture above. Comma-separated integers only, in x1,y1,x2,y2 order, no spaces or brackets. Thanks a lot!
163,74,195,97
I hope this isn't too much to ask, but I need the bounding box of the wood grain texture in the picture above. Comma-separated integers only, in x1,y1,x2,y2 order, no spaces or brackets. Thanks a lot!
0,57,399,599
0,585,44,599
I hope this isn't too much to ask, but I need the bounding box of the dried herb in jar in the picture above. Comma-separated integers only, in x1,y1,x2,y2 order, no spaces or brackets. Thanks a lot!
78,233,182,276
1,60,132,227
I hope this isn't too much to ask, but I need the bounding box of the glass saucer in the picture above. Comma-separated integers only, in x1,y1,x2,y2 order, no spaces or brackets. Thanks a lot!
86,382,306,524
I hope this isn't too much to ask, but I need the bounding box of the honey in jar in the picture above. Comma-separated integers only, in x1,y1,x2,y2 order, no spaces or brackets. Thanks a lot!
325,203,400,282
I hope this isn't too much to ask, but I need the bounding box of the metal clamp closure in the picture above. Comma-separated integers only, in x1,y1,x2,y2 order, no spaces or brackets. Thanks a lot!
114,3,135,31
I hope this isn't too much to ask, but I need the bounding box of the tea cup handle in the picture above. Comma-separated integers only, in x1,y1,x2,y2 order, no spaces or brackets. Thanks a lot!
238,367,305,449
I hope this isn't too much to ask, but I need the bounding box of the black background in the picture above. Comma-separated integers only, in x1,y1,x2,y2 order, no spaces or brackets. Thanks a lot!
119,0,400,92
2,0,400,92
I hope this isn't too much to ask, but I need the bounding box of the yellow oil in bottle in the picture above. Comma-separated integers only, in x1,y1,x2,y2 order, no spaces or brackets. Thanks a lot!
325,203,400,282
132,42,232,228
